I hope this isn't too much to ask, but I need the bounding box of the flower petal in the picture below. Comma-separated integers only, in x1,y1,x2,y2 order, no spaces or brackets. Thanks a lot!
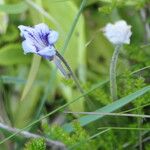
18,25,46,50
18,25,34,38
48,30,59,44
22,40,38,54
37,46,56,59
34,23,50,35
18,23,59,58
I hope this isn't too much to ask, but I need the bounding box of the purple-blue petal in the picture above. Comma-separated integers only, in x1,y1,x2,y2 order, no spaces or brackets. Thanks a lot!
18,23,58,59
37,46,56,59
22,40,37,54
48,30,59,44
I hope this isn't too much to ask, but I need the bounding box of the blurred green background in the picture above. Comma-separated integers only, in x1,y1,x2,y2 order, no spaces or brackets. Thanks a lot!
0,0,150,149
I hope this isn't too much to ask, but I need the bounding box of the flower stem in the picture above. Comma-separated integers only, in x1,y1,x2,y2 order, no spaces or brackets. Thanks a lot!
110,44,122,101
55,50,84,95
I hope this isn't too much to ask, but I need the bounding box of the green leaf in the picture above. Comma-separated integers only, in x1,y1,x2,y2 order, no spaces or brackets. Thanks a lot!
63,85,150,132
0,44,31,65
20,55,41,101
0,2,28,14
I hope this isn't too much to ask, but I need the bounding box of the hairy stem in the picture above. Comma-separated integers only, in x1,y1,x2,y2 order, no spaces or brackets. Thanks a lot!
110,44,122,101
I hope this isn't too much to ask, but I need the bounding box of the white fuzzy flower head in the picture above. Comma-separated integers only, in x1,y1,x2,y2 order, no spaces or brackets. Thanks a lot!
103,20,132,45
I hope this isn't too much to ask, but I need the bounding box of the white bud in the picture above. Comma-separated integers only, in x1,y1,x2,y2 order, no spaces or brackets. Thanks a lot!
103,20,132,45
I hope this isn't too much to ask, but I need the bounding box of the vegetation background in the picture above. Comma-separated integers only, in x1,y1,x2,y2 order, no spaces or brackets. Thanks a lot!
0,0,150,149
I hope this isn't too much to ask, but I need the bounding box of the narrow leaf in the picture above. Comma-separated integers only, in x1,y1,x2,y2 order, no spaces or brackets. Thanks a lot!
20,55,41,101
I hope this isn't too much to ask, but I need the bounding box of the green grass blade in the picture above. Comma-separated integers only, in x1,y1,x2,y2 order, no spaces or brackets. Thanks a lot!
65,112,150,119
98,127,150,131
121,102,150,114
63,85,150,132
69,129,110,149
61,0,87,54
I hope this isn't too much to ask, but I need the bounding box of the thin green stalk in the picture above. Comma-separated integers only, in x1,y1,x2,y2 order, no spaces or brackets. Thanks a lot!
110,44,122,101
64,111,150,119
130,65,150,75
88,128,110,140
121,102,150,114
69,129,110,149
98,127,150,131
138,115,143,150
61,0,87,54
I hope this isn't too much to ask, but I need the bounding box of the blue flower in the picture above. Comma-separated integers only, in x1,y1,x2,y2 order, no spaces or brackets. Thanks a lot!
18,23,71,78
18,23,59,60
